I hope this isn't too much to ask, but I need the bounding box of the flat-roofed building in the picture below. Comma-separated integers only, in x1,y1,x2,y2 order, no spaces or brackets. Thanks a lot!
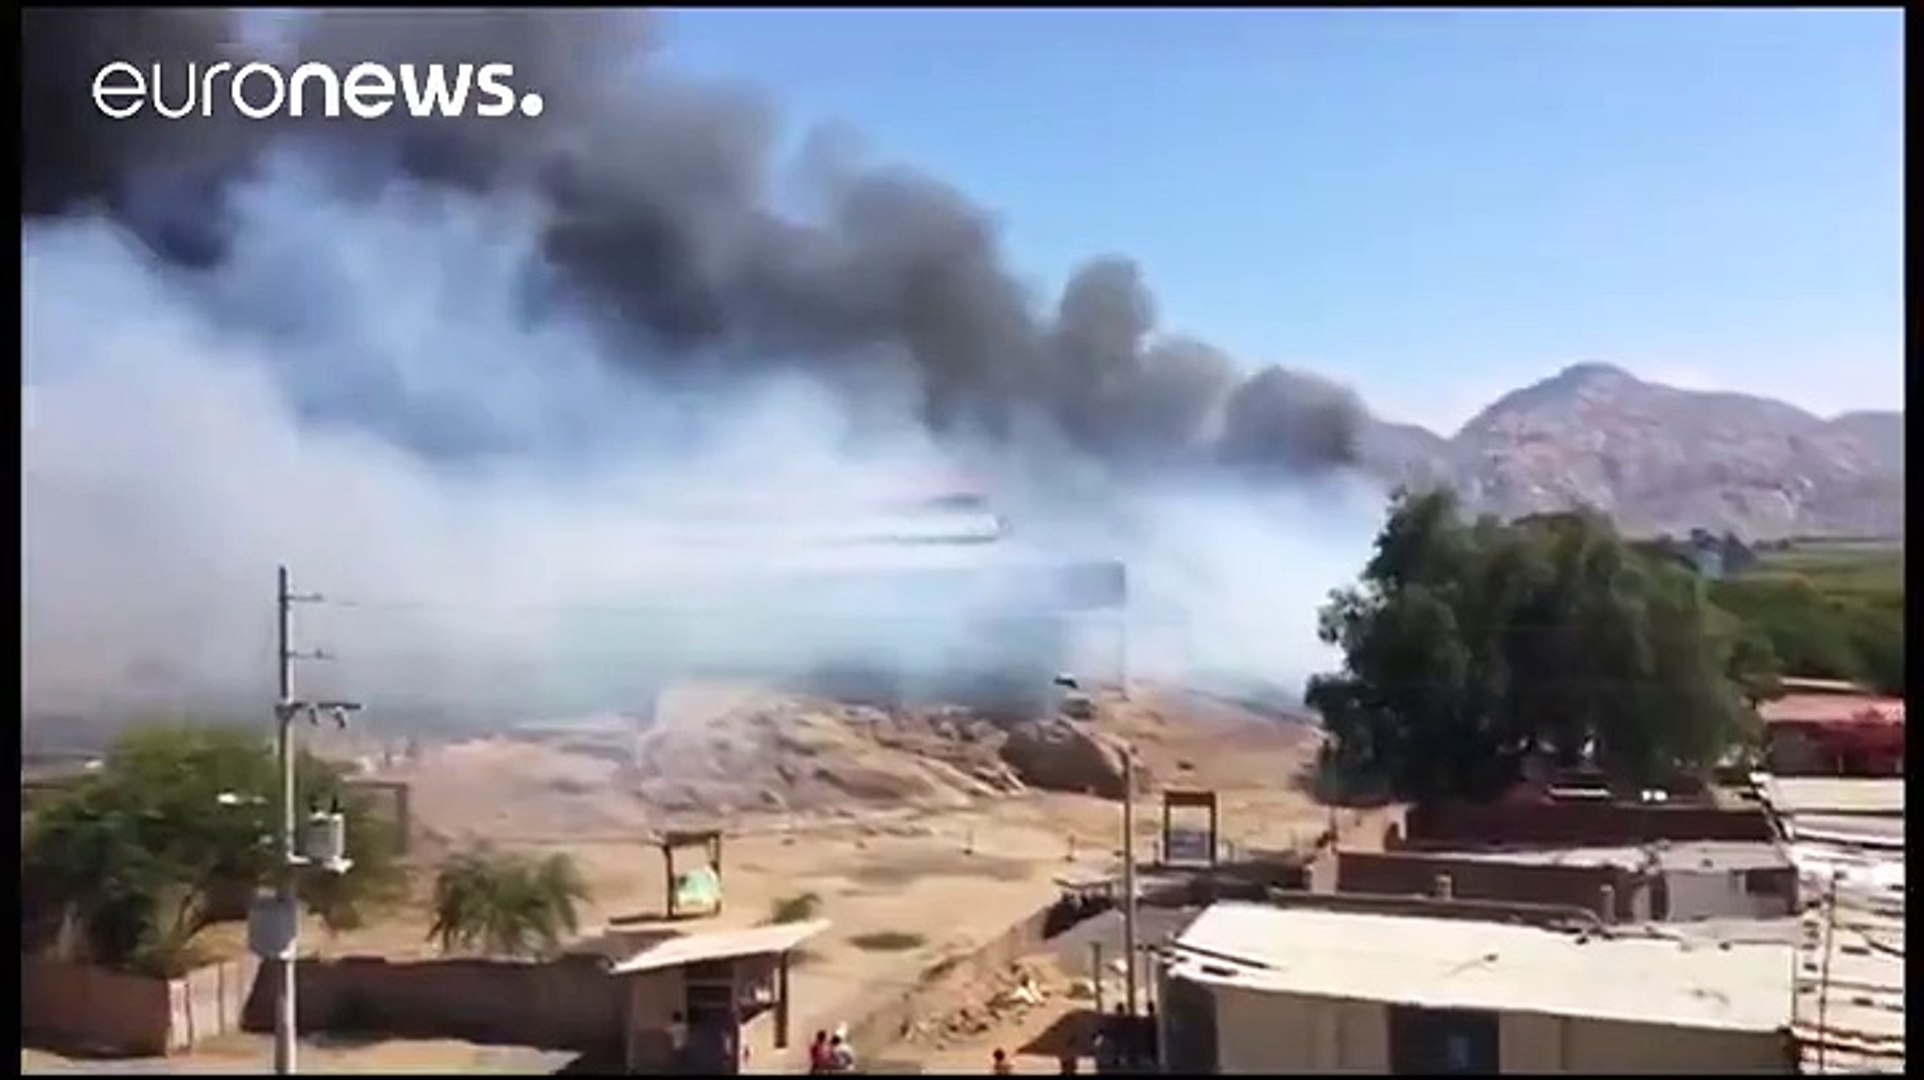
598,918,830,1074
1160,902,1795,1074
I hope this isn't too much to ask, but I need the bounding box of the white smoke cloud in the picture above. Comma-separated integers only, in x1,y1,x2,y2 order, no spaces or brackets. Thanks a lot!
22,149,1380,730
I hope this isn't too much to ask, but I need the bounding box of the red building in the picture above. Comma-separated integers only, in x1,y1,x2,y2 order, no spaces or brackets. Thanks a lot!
1759,679,1904,777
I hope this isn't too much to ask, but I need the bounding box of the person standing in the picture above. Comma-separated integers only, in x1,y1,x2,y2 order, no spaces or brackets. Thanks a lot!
667,1011,690,1071
829,1024,857,1074
808,1030,833,1075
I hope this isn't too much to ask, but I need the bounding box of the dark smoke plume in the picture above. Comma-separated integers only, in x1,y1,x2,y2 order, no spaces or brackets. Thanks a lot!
21,7,1367,473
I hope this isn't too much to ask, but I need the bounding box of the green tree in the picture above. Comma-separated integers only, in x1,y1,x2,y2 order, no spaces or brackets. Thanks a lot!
1708,575,1904,696
1308,490,1765,803
21,723,408,976
427,846,590,960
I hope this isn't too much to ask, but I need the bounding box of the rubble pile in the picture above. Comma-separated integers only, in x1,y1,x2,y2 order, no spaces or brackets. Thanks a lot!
911,961,1058,1048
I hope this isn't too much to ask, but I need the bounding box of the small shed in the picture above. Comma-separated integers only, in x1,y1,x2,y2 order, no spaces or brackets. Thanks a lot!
610,918,830,1074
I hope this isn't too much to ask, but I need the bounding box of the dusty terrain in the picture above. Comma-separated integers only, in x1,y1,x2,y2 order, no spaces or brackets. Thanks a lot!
320,680,1327,849
291,678,1330,960
41,680,1333,1074
22,1038,570,1075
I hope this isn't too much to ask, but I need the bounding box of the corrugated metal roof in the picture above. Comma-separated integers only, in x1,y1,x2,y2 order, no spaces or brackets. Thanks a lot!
606,919,830,975
1762,770,1908,1074
1166,902,1791,1034
1791,874,1906,1072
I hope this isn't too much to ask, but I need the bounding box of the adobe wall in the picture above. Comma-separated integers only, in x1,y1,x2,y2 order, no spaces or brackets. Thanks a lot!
1335,850,1646,922
242,954,626,1055
23,957,172,1056
23,955,259,1057
1402,801,1773,849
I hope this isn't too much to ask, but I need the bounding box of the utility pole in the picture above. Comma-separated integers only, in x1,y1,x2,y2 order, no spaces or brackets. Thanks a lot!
275,565,301,1077
272,566,359,1077
1090,940,1105,1016
1121,749,1140,1019
1813,872,1841,1074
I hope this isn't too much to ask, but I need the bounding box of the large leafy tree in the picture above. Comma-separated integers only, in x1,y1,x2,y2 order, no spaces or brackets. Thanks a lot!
22,724,408,976
1308,490,1769,803
1709,575,1904,695
427,846,590,960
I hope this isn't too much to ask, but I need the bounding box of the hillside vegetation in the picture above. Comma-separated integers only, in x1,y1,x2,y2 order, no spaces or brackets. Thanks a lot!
1711,541,1904,695
1311,492,1906,805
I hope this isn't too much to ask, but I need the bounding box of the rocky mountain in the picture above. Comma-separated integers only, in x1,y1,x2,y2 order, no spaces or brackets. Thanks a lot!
1360,362,1905,540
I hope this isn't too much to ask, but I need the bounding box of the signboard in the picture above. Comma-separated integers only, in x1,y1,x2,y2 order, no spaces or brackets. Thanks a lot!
248,897,299,960
673,864,722,916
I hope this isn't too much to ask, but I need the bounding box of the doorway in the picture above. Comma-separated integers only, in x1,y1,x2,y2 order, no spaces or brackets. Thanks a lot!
683,968,741,1075
1388,1005,1500,1074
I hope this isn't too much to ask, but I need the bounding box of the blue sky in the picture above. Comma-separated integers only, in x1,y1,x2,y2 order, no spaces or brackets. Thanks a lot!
656,8,1903,433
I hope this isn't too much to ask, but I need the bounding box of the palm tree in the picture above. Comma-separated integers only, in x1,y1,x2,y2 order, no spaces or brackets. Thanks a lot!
428,846,590,960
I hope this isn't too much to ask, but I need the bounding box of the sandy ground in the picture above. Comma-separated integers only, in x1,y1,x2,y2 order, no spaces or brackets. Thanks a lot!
30,681,1344,1074
22,1037,572,1075
254,786,1324,1033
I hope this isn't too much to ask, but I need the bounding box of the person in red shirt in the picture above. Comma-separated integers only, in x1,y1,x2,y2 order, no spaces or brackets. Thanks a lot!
807,1030,832,1074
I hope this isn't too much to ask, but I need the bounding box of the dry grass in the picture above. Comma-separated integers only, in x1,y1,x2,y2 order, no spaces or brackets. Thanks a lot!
847,930,928,952
767,891,824,925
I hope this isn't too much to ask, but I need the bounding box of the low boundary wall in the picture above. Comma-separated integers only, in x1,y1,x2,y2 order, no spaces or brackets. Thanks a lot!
240,954,625,1055
23,955,260,1057
26,952,624,1060
1336,850,1645,922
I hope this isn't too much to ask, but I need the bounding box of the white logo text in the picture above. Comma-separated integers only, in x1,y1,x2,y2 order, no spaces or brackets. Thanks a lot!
92,61,545,122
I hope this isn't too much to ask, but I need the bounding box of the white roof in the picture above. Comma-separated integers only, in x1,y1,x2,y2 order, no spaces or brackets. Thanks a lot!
1788,814,1906,851
607,920,830,975
1786,840,1906,894
1758,777,1905,818
1167,903,1791,1034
